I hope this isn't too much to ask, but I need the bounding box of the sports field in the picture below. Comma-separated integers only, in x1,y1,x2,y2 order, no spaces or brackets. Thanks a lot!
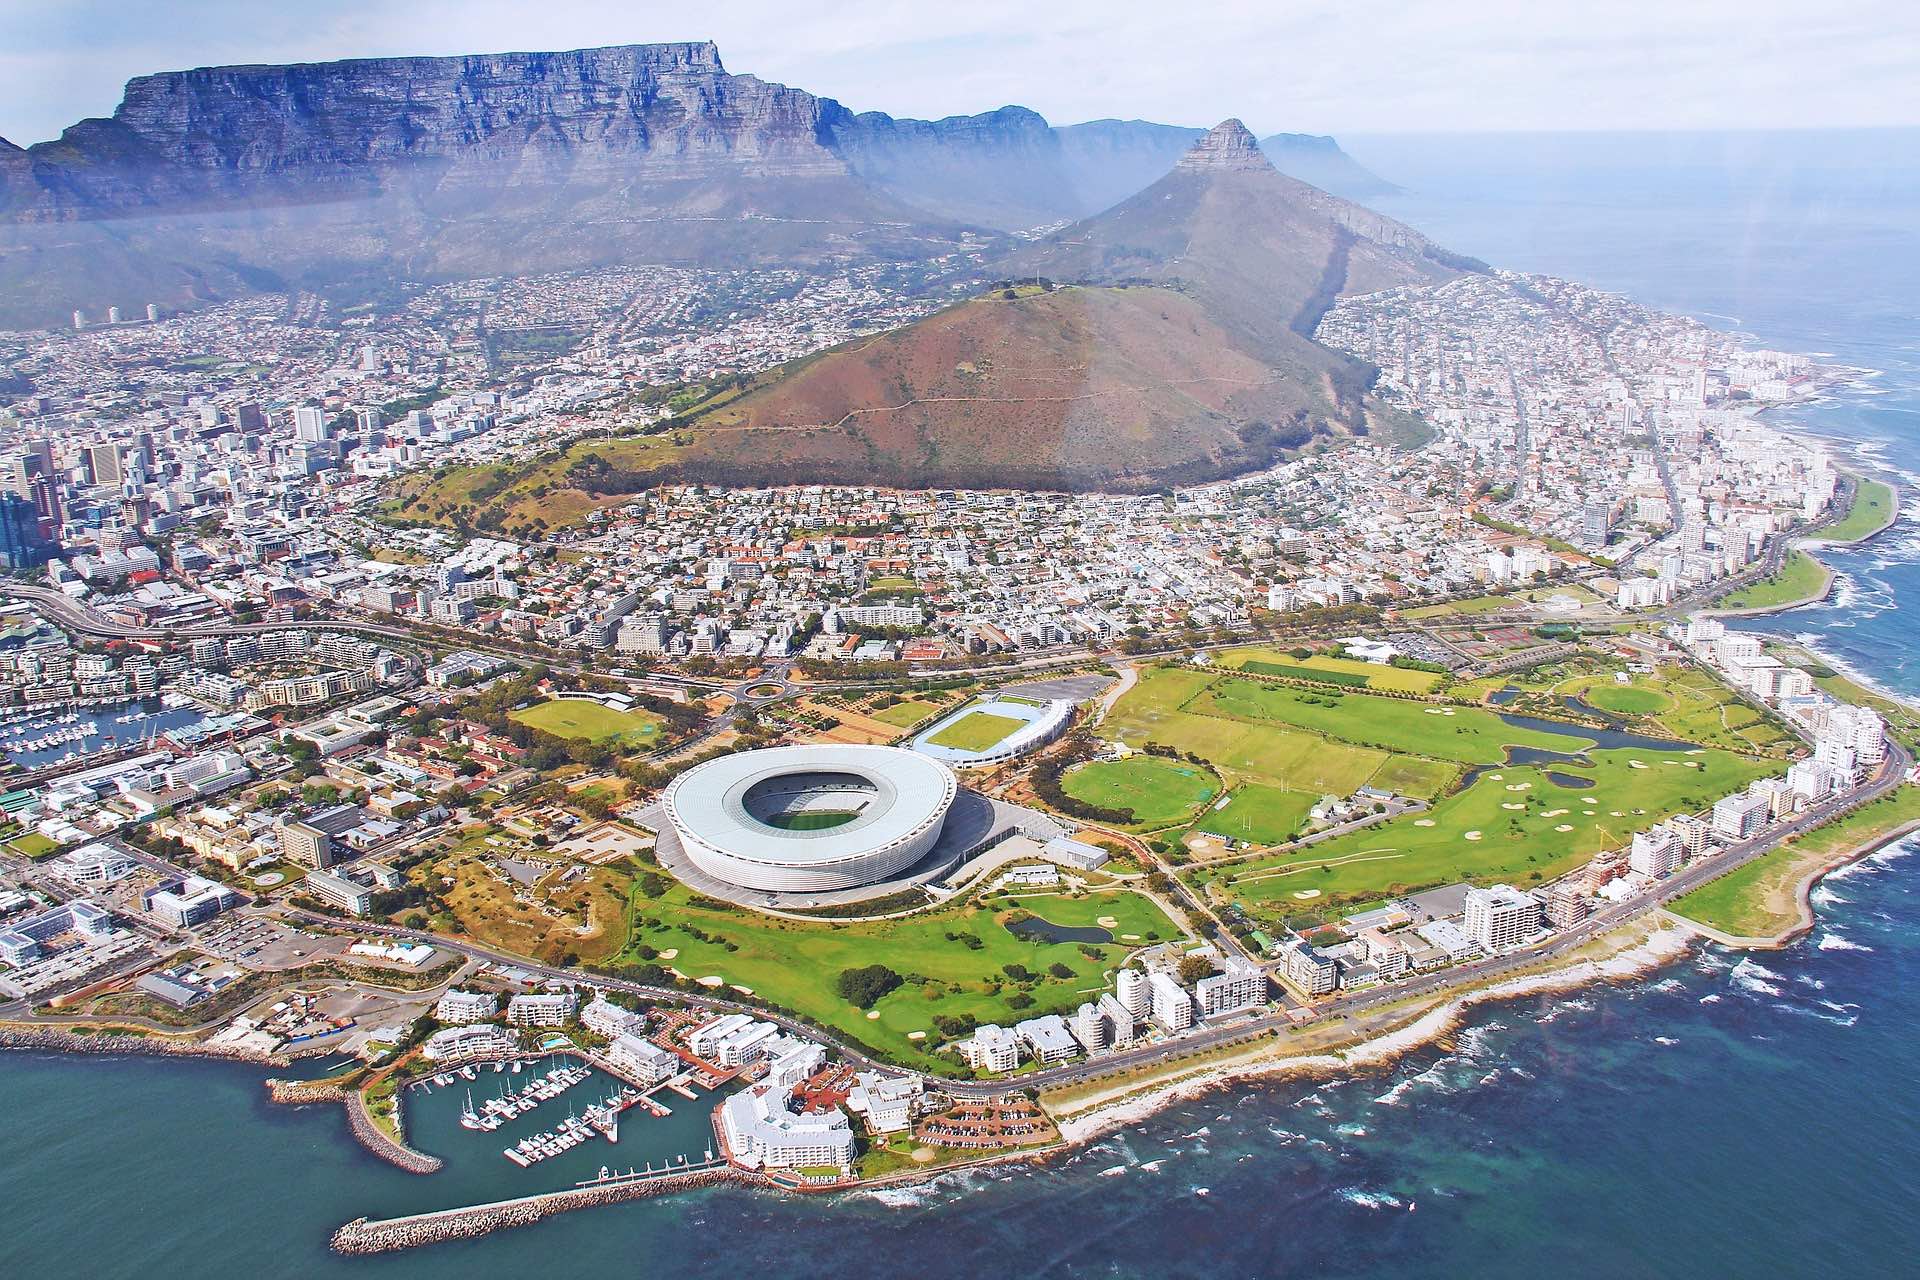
620,881,1182,1067
1195,784,1315,844
509,697,667,745
1215,646,1444,694
1061,756,1220,826
869,698,946,728
926,709,1027,752
1202,745,1775,916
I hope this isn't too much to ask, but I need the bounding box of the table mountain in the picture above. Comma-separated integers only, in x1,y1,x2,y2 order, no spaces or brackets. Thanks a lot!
0,43,1402,327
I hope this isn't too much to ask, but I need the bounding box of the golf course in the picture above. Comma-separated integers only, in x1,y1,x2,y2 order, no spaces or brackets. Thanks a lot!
1081,659,1783,924
616,879,1183,1068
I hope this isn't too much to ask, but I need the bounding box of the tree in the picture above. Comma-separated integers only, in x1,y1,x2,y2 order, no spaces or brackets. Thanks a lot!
835,964,904,1008
1177,954,1217,985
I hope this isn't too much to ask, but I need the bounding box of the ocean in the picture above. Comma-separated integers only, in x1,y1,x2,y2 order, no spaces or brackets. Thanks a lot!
4,129,1918,1278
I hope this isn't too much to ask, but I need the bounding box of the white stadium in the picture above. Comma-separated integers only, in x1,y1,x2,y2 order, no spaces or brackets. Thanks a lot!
660,744,959,893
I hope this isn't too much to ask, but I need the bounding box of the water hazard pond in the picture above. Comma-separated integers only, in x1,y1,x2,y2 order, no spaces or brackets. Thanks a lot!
1004,917,1112,945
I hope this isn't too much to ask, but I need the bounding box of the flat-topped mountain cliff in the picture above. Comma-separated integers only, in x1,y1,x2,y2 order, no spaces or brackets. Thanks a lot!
0,42,1401,325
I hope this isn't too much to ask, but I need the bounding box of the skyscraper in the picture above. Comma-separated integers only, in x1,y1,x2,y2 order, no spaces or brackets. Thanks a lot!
0,494,54,569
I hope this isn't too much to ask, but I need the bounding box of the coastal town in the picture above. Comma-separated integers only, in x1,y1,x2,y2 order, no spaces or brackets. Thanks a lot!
0,257,1913,1253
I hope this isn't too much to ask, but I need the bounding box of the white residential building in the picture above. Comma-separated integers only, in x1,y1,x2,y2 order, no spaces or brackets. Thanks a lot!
505,992,577,1027
1195,959,1267,1017
1149,971,1195,1032
720,1085,855,1170
607,1032,679,1084
1629,825,1684,880
1463,884,1543,952
1015,1014,1079,1064
1712,791,1772,841
434,989,499,1024
581,995,648,1040
962,1024,1022,1073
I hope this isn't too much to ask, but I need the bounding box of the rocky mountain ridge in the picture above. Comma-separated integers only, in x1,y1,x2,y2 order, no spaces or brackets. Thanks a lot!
0,43,1405,327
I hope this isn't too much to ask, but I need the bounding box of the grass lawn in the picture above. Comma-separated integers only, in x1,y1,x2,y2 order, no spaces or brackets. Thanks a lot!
1200,746,1777,917
1061,757,1219,826
1195,678,1582,765
7,831,59,858
1583,683,1673,716
864,576,922,594
621,882,1182,1068
1670,785,1920,937
1364,755,1462,801
509,698,667,746
1818,478,1897,542
1217,647,1443,694
1714,549,1830,610
1402,594,1513,619
926,709,1027,752
869,699,944,728
1195,784,1315,845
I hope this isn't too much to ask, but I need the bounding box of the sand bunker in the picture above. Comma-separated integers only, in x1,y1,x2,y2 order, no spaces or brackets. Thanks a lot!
1293,889,1323,900
1464,831,1484,841
697,975,724,987
1097,916,1119,928
1413,818,1437,827
1554,824,1576,832
1501,803,1526,811
657,948,679,960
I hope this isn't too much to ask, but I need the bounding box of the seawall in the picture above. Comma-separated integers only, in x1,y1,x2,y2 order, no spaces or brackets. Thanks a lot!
331,1166,755,1253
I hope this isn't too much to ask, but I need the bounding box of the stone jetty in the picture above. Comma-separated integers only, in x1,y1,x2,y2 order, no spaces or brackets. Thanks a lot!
331,1166,753,1253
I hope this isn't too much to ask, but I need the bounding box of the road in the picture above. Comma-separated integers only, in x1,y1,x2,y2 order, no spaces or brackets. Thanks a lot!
249,733,1904,1101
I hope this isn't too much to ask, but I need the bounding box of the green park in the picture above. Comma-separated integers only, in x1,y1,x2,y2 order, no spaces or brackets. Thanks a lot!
613,878,1183,1069
509,696,668,746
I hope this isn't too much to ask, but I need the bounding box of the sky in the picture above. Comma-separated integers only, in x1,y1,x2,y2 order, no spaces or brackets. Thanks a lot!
1,0,1916,145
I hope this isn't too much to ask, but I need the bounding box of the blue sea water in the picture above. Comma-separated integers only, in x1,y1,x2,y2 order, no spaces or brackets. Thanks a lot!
4,131,1919,1277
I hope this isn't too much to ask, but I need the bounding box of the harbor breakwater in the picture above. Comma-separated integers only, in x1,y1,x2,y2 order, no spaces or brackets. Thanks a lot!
0,1024,278,1065
330,1166,755,1253
264,1074,444,1174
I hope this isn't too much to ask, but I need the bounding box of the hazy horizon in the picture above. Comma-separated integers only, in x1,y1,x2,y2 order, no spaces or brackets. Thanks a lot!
3,1,1915,146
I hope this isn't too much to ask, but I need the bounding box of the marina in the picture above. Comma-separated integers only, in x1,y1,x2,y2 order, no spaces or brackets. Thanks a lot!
403,1055,728,1193
0,696,219,770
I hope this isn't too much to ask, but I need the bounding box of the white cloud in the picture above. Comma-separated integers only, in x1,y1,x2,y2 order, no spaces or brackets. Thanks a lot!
0,0,1914,144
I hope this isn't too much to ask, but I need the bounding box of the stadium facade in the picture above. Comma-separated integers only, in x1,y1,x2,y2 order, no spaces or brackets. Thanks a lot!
661,744,958,893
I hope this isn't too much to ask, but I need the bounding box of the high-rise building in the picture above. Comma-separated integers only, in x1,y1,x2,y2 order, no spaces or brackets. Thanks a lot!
1148,971,1194,1033
1629,825,1684,879
1712,791,1772,841
86,442,123,488
1116,967,1149,1020
1283,940,1339,996
0,494,54,569
1195,960,1267,1017
293,406,332,443
1463,884,1543,952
